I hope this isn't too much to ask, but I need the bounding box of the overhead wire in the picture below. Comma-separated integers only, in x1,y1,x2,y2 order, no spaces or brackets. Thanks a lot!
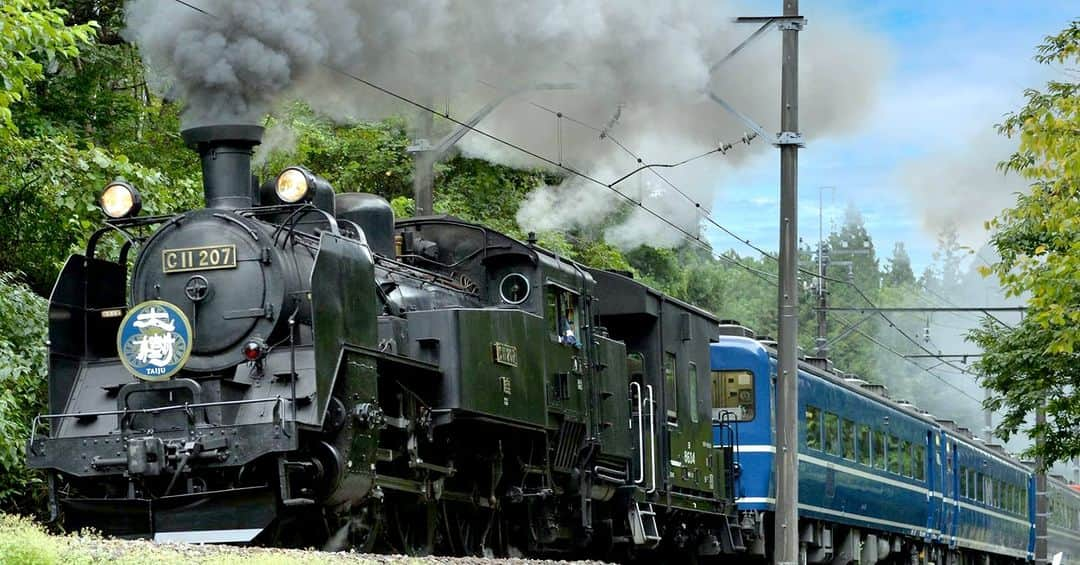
473,78,771,270
837,316,983,404
169,0,985,392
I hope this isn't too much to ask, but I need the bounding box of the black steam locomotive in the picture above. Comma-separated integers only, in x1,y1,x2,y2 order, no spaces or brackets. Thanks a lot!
27,124,746,560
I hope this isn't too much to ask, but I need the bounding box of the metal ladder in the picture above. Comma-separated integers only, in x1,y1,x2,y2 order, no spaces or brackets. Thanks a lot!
628,501,661,547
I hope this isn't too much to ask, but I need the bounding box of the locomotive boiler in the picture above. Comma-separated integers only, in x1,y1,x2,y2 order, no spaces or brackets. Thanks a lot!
27,123,744,560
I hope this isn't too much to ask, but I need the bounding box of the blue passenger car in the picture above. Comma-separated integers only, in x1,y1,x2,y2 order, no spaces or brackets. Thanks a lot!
711,328,1080,564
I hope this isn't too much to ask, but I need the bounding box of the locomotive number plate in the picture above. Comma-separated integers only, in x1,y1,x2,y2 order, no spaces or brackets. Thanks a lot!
162,244,237,274
492,342,518,367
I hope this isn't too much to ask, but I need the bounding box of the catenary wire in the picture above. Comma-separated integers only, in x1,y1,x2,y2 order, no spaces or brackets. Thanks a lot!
836,316,983,404
168,0,986,386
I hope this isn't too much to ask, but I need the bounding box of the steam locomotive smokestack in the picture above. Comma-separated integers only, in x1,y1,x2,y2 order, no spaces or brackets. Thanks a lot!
181,124,264,209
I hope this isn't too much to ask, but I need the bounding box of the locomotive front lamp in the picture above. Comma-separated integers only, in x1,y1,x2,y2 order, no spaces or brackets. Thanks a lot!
100,179,142,219
275,167,313,203
241,338,268,362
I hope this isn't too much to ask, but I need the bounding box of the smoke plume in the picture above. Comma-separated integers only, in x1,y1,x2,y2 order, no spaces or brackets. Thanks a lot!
899,132,1027,249
124,0,888,247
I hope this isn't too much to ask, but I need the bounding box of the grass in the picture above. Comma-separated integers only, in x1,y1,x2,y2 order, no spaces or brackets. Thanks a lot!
0,514,404,564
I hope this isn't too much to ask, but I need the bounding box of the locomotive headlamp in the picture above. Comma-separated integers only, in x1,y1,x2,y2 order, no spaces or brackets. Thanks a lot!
100,179,142,219
241,338,268,362
275,167,313,203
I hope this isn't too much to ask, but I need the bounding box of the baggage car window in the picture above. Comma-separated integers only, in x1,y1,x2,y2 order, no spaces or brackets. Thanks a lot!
824,413,840,456
688,362,699,423
857,425,871,466
713,370,755,422
842,419,856,461
664,352,677,421
873,430,887,470
805,406,821,450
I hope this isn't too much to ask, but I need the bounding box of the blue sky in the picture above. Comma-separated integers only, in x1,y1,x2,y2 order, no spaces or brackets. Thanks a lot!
708,1,1076,275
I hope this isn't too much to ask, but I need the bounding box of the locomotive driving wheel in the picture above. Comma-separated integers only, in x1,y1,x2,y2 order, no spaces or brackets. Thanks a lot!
389,497,436,556
323,501,382,553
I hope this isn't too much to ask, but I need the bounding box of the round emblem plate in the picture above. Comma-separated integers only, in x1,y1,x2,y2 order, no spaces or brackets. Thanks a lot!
116,300,193,381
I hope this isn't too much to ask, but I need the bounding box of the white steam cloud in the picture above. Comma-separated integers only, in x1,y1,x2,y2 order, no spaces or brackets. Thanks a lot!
899,132,1027,249
124,0,888,248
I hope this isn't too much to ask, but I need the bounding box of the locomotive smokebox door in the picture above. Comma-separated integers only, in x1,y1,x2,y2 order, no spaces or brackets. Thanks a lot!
130,209,291,372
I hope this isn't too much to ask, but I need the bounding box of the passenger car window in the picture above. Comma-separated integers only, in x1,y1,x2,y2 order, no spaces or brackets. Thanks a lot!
824,413,840,456
960,467,968,498
873,430,887,470
914,445,925,481
902,441,913,477
842,419,856,461
805,406,821,450
857,425,871,466
712,370,755,421
976,472,984,502
888,435,901,474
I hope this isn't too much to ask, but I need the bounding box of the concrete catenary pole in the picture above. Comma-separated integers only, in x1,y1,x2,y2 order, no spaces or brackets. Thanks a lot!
774,0,802,563
1035,405,1048,565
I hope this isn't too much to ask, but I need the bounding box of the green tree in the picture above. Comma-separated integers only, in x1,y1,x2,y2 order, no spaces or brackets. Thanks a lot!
0,0,96,138
0,274,48,513
971,21,1080,464
884,242,916,287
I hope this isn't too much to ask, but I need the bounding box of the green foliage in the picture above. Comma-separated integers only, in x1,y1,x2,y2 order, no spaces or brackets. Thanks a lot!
0,134,201,291
0,0,96,139
0,514,59,564
884,242,916,287
972,20,1080,464
255,110,414,199
0,274,48,514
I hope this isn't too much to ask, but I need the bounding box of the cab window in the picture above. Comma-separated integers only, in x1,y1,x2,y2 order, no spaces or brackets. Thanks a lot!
711,370,755,421
546,286,580,347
